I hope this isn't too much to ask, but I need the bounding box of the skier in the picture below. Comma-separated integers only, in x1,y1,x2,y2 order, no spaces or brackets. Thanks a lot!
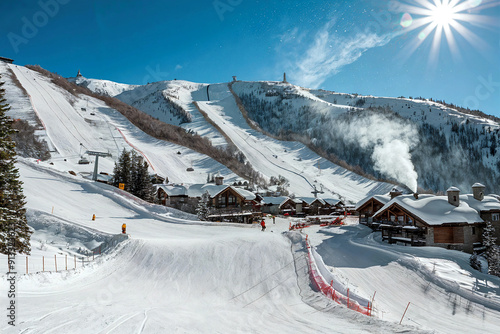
260,219,266,232
122,223,127,234
272,216,276,224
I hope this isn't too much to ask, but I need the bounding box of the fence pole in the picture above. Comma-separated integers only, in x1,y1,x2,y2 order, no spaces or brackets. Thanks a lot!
65,254,67,271
347,288,350,308
400,302,411,325
93,250,94,261
370,291,377,317
55,255,57,272
26,256,28,274
81,257,84,267
43,256,45,272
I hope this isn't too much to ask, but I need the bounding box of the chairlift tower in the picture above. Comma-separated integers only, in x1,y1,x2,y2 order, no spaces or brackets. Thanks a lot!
311,184,324,198
86,151,112,181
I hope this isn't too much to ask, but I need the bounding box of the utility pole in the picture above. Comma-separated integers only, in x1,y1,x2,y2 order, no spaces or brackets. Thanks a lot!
86,151,112,181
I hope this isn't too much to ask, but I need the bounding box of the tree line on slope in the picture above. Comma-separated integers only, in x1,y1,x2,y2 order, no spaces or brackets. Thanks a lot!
237,89,500,194
26,65,267,188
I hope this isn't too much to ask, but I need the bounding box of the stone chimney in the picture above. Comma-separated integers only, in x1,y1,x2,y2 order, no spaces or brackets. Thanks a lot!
447,187,460,206
215,172,224,186
472,183,485,201
232,76,237,82
283,72,287,83
390,187,403,199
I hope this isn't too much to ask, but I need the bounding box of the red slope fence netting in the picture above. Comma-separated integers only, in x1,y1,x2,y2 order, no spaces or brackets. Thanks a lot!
305,235,372,316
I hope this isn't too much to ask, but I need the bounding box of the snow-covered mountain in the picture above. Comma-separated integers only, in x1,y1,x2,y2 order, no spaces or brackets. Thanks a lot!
64,74,394,202
69,74,137,97
74,74,500,196
232,81,500,194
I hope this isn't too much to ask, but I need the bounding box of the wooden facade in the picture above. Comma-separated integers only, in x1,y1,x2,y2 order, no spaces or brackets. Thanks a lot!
374,202,483,253
357,197,389,225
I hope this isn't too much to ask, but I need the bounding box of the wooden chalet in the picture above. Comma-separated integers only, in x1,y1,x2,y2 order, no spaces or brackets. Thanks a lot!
371,185,500,253
156,175,260,223
260,197,290,215
356,194,391,225
301,197,326,215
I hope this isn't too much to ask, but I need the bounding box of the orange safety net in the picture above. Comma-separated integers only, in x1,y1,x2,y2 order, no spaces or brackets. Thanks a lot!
305,238,372,316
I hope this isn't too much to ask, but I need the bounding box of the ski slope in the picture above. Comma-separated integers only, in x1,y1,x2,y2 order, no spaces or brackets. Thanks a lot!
1,160,414,334
6,64,240,184
2,160,499,333
85,76,394,202
196,84,393,202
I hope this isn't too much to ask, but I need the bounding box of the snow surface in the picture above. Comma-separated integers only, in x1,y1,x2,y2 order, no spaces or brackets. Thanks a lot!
1,64,500,333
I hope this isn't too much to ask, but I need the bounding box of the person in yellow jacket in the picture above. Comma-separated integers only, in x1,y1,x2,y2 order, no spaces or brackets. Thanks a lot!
122,223,126,234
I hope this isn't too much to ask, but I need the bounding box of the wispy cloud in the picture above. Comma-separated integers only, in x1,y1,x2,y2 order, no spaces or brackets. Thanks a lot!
281,20,391,88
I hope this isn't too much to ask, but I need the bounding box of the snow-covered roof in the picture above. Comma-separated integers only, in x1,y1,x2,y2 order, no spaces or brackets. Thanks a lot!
157,184,188,196
157,184,256,200
461,194,500,212
373,194,484,226
355,194,391,211
228,186,257,201
261,196,289,206
300,197,326,205
323,198,342,206
472,183,485,188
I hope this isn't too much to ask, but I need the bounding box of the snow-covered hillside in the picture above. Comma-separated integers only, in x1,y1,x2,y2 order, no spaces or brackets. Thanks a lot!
74,76,395,202
74,74,500,196
0,62,240,185
68,75,137,97
232,81,500,194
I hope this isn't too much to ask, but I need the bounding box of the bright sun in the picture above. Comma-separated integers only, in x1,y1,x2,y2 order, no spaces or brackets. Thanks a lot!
396,0,489,62
431,2,456,27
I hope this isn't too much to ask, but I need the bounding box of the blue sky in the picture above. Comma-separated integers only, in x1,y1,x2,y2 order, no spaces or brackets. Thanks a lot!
1,0,499,116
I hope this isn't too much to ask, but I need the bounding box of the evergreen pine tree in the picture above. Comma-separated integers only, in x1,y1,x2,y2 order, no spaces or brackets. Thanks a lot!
112,149,131,190
483,221,500,277
196,191,211,221
129,150,140,196
0,78,32,255
134,157,154,202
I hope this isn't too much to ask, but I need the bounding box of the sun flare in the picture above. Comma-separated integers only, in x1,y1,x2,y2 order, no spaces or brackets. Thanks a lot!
396,0,491,62
431,2,457,27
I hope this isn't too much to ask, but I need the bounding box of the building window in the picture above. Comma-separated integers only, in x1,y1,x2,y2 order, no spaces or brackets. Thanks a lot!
228,195,236,205
472,227,476,235
493,213,500,221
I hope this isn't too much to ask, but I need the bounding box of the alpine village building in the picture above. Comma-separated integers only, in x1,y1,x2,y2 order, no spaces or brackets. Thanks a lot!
356,184,500,253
